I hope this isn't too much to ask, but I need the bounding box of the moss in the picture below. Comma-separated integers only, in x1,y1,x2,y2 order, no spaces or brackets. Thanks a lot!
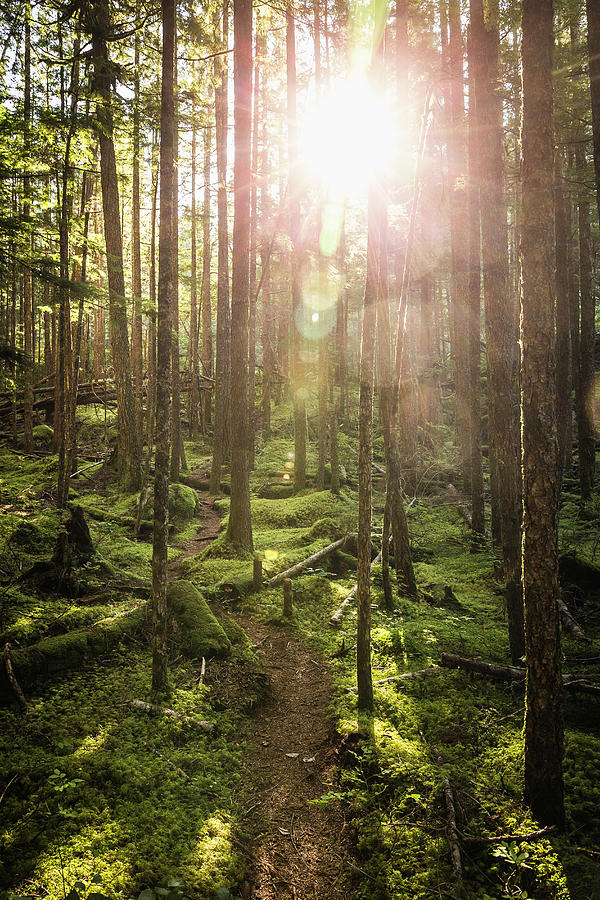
1,604,148,693
169,483,200,530
168,580,231,659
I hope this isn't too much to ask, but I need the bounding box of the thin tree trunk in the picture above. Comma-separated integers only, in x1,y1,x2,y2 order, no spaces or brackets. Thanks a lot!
132,2,143,439
23,4,33,454
170,28,185,479
210,6,231,493
189,85,200,440
201,120,213,427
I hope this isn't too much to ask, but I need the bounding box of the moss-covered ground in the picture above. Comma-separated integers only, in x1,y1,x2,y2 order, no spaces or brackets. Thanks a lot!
1,404,599,899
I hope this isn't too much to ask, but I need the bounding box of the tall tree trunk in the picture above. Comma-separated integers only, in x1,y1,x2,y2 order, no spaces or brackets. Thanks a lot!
23,3,33,454
170,28,185,479
201,120,213,427
576,144,595,499
248,25,261,470
447,0,470,488
520,0,564,830
226,0,253,550
287,4,306,493
554,154,572,476
189,87,200,440
88,0,142,492
152,0,175,696
210,6,231,493
131,1,143,439
467,22,485,537
471,0,523,663
587,0,600,226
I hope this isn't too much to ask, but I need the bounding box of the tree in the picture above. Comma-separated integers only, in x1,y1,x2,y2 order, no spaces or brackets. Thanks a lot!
152,0,175,696
86,0,142,492
225,0,253,550
520,0,564,829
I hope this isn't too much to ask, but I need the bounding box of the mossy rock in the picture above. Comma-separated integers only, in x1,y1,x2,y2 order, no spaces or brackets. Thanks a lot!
168,580,231,658
168,483,199,530
301,516,343,544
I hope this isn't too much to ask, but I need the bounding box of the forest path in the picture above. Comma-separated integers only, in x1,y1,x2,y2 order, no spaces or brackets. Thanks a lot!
170,482,356,899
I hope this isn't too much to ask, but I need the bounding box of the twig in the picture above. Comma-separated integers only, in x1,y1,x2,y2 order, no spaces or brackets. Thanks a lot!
143,742,190,779
3,642,27,712
125,699,214,731
457,825,556,845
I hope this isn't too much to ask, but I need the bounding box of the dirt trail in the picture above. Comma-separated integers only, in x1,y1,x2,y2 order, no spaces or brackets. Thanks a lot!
172,485,356,899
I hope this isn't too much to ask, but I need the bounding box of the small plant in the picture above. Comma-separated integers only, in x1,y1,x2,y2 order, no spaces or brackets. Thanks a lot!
137,877,186,900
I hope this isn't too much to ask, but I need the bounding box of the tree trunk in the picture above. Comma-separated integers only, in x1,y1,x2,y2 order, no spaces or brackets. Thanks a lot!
575,144,595,500
287,4,306,493
152,0,175,696
210,6,231,493
225,0,253,551
88,0,141,492
170,29,185,480
201,120,213,427
554,154,572,476
471,0,523,662
23,5,33,454
132,3,144,439
587,0,600,226
520,0,564,830
189,86,200,440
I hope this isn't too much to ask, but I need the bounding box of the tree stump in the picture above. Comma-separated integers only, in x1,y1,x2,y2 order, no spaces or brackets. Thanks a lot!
283,578,293,618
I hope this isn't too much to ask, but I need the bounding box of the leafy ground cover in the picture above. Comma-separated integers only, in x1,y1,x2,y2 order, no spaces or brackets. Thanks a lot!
1,405,599,899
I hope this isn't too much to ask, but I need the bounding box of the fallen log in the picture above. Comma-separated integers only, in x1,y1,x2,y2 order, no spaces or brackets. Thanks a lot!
558,597,590,642
446,483,491,539
266,535,354,587
329,536,391,627
440,652,526,682
374,667,442,685
125,699,213,731
440,652,600,696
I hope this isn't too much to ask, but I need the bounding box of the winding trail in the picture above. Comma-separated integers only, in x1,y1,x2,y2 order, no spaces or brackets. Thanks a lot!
173,482,356,899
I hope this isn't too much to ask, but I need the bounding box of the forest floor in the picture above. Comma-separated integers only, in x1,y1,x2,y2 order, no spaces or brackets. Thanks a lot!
170,488,356,900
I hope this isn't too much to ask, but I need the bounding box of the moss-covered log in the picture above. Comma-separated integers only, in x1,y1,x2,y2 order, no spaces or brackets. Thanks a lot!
167,580,231,658
0,605,148,697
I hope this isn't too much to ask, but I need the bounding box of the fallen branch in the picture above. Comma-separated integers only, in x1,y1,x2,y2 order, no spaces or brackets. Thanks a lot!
446,483,491,538
457,825,556,845
266,535,354,587
558,597,590,642
329,536,391,627
125,699,214,731
374,667,442,685
3,644,27,712
143,742,190,779
420,732,462,883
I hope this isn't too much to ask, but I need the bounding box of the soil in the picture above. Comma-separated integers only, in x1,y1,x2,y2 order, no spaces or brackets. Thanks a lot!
172,486,357,899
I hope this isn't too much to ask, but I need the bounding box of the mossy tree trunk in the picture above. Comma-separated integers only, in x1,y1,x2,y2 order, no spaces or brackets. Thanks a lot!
520,0,565,830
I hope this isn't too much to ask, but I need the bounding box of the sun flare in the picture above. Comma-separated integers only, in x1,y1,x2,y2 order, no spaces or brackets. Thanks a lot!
298,70,398,198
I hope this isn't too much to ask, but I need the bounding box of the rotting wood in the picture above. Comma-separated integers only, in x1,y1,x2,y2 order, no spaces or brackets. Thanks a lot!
198,657,206,685
3,643,27,712
420,731,462,883
125,699,214,731
253,554,262,592
266,535,353,587
374,666,442,685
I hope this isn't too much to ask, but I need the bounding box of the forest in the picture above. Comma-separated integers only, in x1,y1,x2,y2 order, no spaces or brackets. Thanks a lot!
0,0,599,897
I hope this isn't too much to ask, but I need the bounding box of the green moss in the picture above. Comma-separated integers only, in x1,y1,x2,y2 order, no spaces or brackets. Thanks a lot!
169,483,199,530
168,580,231,659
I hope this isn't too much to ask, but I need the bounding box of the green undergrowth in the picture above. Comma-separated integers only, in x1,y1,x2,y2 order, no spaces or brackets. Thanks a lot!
0,649,248,899
237,484,600,899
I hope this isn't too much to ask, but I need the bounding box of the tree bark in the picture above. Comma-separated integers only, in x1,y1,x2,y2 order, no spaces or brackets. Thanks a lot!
201,120,213,427
88,0,142,492
210,6,231,493
470,0,523,662
152,0,175,696
225,0,253,551
520,0,564,830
